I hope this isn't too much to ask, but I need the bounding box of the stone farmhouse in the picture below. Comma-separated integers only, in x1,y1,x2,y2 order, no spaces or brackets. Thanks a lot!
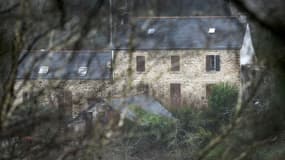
15,16,253,117
112,17,248,107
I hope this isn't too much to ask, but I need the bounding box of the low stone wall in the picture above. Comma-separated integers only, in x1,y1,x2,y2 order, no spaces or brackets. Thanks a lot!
14,80,112,117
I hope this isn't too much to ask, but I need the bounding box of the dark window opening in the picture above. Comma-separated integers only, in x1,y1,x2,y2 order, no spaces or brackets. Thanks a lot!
23,92,29,102
137,83,149,95
206,55,220,71
136,56,145,72
23,92,38,106
206,84,215,99
171,56,180,71
57,90,73,120
170,83,181,107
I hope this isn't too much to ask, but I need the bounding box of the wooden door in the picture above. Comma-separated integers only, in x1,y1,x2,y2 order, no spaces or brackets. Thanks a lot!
170,83,181,107
58,90,72,119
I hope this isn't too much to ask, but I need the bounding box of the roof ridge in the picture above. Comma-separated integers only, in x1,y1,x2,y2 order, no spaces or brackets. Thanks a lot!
132,16,240,20
23,49,111,53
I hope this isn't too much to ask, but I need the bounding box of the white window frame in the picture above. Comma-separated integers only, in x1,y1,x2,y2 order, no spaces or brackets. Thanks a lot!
38,66,49,74
78,66,88,76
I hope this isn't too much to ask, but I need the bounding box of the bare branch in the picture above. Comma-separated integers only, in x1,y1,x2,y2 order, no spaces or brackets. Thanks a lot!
0,3,19,15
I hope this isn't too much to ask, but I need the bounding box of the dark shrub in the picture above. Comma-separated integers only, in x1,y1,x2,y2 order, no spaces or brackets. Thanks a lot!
207,83,239,132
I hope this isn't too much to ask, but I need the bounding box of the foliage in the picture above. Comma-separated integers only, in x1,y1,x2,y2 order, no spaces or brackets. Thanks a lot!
121,84,239,158
123,105,214,158
171,107,212,147
127,105,176,145
129,105,175,127
206,83,239,132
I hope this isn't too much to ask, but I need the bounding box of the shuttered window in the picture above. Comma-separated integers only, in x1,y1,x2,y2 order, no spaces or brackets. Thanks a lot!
137,83,149,95
171,56,180,71
136,56,145,72
206,55,220,71
57,90,72,119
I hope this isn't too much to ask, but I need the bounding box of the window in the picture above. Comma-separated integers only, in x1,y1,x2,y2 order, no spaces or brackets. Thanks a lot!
78,67,88,76
119,12,128,25
170,83,181,107
106,61,112,69
171,56,180,71
38,66,49,74
23,92,29,102
208,27,216,34
22,92,38,106
137,83,149,95
147,28,156,34
206,55,220,71
57,90,73,119
136,56,145,72
206,84,215,99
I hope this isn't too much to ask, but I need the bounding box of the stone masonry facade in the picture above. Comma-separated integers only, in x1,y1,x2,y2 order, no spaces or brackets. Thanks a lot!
14,49,240,116
14,80,112,117
113,49,240,108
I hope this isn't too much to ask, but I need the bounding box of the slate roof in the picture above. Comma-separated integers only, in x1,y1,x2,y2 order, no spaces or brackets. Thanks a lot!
130,0,231,16
17,51,112,80
114,17,246,50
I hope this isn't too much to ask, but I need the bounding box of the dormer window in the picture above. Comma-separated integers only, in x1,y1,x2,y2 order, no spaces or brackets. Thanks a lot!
147,28,156,35
208,28,216,34
38,66,49,74
78,67,88,76
106,61,112,69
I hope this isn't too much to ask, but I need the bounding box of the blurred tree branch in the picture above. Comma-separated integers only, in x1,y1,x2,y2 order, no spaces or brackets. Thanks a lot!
232,0,285,41
0,3,19,15
197,72,266,160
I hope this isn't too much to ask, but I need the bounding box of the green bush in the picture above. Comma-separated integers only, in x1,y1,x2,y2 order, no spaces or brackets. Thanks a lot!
171,107,213,149
129,105,174,127
207,83,239,132
126,106,211,153
121,85,239,157
126,105,176,146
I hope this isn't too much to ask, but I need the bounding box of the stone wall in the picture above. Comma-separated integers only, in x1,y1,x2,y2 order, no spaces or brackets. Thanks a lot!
14,49,241,115
113,49,240,108
14,80,112,117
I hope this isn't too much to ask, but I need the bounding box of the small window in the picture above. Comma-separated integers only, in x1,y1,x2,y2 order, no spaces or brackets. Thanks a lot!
23,92,29,102
170,83,181,107
57,90,73,119
106,61,112,69
206,84,215,99
206,55,220,71
78,67,88,76
171,56,180,71
137,83,149,95
136,56,145,72
208,28,216,34
120,13,128,25
38,66,49,74
147,28,156,34
23,92,38,105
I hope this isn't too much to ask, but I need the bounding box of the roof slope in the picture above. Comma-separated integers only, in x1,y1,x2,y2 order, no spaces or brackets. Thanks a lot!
17,51,112,80
129,0,231,16
114,17,246,50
